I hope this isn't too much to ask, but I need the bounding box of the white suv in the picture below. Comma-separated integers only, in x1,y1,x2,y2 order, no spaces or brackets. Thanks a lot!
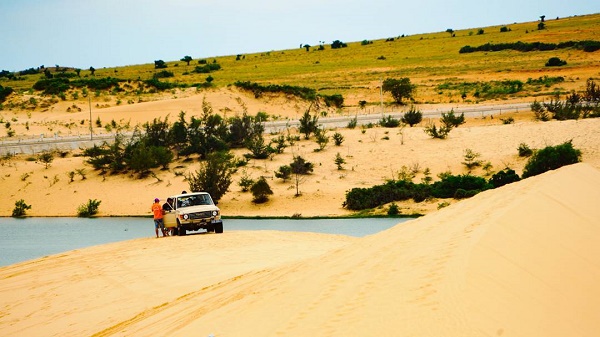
163,192,223,236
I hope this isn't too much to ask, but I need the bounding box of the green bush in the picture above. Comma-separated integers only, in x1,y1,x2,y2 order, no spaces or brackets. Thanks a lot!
251,177,273,203
522,141,582,178
379,115,400,128
489,168,521,188
401,106,423,127
387,203,400,215
33,78,70,94
545,57,567,67
12,199,32,217
424,123,452,139
430,174,491,199
77,199,101,217
321,94,344,108
518,143,534,157
441,109,465,128
0,84,14,103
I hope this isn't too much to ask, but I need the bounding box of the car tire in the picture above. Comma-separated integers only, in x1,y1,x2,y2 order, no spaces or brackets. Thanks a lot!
215,222,224,234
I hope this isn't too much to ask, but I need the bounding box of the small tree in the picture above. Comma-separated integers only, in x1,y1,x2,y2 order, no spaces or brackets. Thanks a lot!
180,55,193,65
382,78,415,104
401,105,423,127
154,60,167,69
238,171,255,192
299,110,319,139
334,153,346,170
333,132,344,146
89,66,96,75
275,165,292,182
522,141,581,178
186,151,236,203
441,109,465,128
314,127,329,151
12,199,31,217
462,148,482,171
290,156,314,196
531,100,550,121
424,123,452,139
251,177,273,203
38,151,54,169
77,199,101,217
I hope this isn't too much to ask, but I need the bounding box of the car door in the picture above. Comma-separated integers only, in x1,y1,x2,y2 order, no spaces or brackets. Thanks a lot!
163,199,177,228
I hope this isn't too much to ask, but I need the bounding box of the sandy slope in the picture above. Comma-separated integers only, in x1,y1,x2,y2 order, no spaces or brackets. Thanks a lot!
1,163,598,336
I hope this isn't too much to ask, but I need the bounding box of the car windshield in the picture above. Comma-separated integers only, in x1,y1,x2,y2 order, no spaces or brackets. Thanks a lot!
176,194,212,208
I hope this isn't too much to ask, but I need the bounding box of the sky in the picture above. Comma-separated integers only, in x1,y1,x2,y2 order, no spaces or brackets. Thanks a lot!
1,0,599,72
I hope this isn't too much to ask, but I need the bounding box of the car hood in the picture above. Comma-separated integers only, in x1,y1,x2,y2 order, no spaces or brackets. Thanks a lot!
177,205,219,213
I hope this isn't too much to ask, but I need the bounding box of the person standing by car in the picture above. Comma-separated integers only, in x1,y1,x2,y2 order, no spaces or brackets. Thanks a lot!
151,198,166,238
162,198,175,236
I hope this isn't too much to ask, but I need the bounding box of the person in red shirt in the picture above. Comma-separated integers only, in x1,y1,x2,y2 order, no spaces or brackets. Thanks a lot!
151,198,167,238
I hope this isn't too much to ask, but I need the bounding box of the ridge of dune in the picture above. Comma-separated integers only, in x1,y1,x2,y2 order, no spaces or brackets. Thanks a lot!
1,163,599,337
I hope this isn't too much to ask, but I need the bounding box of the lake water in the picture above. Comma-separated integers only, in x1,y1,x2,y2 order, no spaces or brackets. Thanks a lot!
0,217,411,267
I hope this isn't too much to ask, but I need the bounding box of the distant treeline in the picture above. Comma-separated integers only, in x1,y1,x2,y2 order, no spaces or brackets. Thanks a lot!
234,81,317,100
459,40,600,54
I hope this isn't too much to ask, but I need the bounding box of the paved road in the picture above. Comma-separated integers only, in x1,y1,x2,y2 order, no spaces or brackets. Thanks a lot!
1,102,531,155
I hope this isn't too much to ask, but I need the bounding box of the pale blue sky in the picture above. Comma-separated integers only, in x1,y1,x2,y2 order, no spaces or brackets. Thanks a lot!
1,0,598,71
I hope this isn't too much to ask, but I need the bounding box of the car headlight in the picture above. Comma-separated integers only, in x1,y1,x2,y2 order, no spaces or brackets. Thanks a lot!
212,211,218,216
183,214,189,220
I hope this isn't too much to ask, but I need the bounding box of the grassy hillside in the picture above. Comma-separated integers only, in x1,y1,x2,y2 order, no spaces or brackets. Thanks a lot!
1,13,599,109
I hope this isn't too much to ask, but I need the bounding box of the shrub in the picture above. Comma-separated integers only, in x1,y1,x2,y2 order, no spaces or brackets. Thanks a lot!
333,132,344,146
424,123,452,139
489,168,521,188
431,174,491,199
12,199,32,217
153,70,174,79
238,172,254,192
275,165,292,181
347,116,358,129
77,199,101,217
0,84,14,103
462,149,482,170
387,203,400,215
251,177,273,203
321,94,344,108
441,109,465,128
545,57,567,67
379,115,401,128
522,141,581,178
38,151,54,168
531,100,550,121
401,106,422,127
518,143,534,157
334,153,346,170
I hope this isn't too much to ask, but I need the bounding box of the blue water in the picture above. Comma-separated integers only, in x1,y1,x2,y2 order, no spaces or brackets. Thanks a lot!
0,217,411,267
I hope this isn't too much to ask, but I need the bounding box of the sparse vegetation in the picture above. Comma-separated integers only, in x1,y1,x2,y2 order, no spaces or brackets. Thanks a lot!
77,199,101,217
522,141,582,178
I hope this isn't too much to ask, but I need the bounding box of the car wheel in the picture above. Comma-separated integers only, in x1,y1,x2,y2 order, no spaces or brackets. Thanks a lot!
215,222,224,234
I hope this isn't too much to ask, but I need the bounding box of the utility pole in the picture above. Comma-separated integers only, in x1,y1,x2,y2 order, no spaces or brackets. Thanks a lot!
88,96,93,140
380,78,384,115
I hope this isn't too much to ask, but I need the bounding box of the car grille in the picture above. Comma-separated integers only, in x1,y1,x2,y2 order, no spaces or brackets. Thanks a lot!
188,211,213,219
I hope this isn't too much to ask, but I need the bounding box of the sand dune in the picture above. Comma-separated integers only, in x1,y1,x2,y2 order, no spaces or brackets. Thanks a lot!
1,163,599,336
